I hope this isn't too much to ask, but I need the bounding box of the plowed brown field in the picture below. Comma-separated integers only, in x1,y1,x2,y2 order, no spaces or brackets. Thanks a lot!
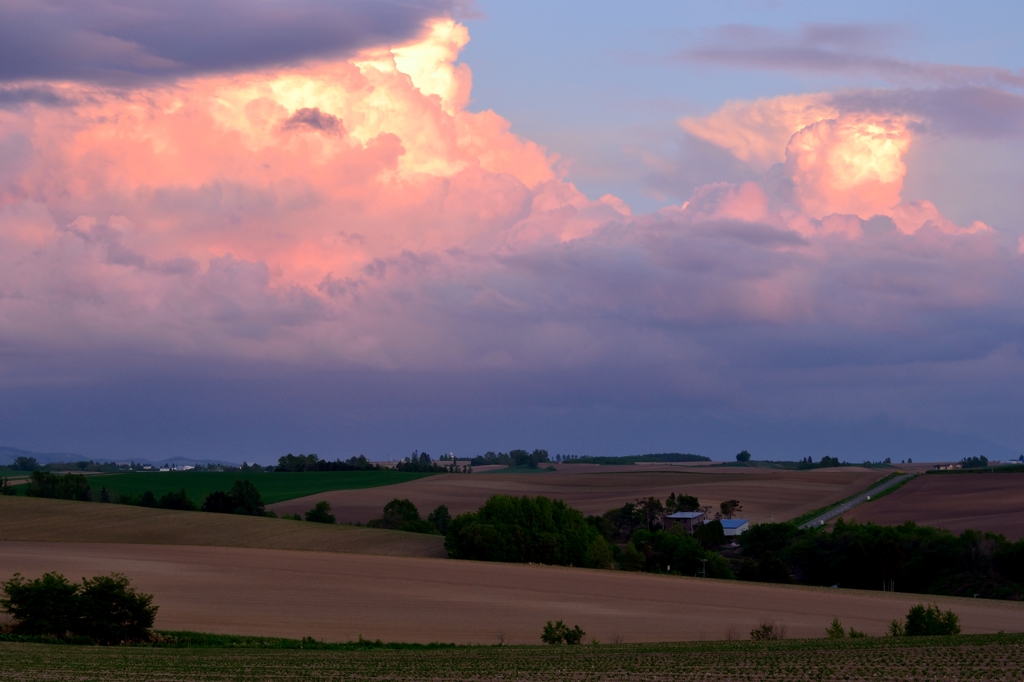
2,541,1022,644
848,473,1024,539
270,465,887,524
0,496,444,557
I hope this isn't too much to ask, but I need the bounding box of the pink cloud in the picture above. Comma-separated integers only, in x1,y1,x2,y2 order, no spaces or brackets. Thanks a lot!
0,18,1017,383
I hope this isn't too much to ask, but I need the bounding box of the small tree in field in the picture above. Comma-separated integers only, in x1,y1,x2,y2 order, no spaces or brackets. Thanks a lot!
719,500,742,519
735,450,752,462
826,617,846,639
304,501,336,524
541,620,585,645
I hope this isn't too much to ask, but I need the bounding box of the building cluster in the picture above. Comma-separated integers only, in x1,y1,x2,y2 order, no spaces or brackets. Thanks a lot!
663,511,749,536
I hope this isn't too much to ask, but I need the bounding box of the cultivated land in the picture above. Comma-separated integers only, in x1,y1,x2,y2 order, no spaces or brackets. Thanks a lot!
847,472,1024,539
3,541,1022,644
4,636,1024,682
69,470,433,505
270,465,888,524
0,496,444,558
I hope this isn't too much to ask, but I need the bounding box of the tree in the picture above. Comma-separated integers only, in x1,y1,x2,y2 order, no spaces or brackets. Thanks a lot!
427,505,452,535
637,496,665,530
1,572,157,644
158,488,196,511
719,500,742,519
666,493,700,513
13,456,39,471
139,491,158,508
99,486,110,503
694,519,726,549
0,572,80,637
77,574,158,645
304,501,336,524
735,450,752,463
200,480,266,516
24,472,92,501
368,498,436,533
0,477,17,496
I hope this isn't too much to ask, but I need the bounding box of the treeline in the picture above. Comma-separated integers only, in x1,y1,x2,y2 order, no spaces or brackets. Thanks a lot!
396,451,469,473
559,453,710,465
275,453,380,472
470,449,550,468
737,518,1024,599
366,499,451,534
3,456,242,473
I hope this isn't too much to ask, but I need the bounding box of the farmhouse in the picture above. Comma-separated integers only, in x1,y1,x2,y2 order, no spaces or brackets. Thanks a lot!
664,511,705,533
721,519,749,536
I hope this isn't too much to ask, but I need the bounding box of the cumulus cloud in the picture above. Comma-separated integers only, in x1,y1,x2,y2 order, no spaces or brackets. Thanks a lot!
0,0,458,84
0,18,1022,458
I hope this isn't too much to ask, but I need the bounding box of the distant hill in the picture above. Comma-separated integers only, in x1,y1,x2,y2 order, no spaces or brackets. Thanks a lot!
568,453,710,465
0,446,238,468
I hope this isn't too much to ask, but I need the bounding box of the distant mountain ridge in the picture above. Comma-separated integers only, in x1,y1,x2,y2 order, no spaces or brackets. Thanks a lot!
0,446,239,468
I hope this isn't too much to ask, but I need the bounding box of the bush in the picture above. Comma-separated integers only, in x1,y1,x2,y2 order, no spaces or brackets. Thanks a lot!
750,621,783,640
826,617,845,639
1,572,157,644
0,477,17,496
541,620,585,645
304,501,336,524
24,472,92,501
903,604,961,636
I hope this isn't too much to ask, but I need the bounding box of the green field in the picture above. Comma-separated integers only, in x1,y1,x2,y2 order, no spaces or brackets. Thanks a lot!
76,470,433,505
1,633,1022,681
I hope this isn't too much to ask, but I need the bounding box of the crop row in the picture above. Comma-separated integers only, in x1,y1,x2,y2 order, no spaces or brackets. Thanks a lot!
3,637,1024,681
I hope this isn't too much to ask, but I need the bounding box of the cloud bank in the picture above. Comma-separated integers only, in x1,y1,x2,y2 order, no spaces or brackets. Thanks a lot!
1,17,1022,458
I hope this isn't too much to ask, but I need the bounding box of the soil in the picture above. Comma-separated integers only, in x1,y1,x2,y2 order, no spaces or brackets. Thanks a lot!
270,466,888,525
847,473,1024,539
0,496,444,557
2,541,1021,644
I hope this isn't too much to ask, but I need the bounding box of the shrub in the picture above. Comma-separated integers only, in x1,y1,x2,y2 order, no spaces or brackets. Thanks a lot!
541,620,585,645
902,604,961,636
848,626,867,638
750,621,782,640
304,501,336,524
0,572,157,644
826,617,845,639
0,477,17,496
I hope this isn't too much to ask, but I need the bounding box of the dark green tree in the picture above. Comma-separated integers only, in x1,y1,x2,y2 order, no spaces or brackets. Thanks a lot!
157,488,196,511
427,504,452,535
735,450,752,462
304,501,336,524
0,572,80,637
77,574,158,645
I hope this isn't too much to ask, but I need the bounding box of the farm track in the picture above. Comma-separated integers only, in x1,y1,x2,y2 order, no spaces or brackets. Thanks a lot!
3,541,1023,643
3,637,1024,681
0,496,445,558
270,466,888,525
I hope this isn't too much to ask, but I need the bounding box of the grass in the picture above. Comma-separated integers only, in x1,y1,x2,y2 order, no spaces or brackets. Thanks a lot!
71,470,434,504
789,471,906,526
1,632,1023,681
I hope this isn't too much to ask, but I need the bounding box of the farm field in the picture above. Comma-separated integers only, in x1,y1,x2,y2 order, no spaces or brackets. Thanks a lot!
270,466,888,524
0,496,444,557
3,540,1022,644
3,636,1024,682
58,470,435,505
847,472,1024,539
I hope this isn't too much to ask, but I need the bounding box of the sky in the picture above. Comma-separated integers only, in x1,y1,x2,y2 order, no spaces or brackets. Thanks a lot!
1,0,1023,463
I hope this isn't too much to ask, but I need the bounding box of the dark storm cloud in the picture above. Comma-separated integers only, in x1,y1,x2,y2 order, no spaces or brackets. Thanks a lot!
679,24,1024,90
0,0,458,84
